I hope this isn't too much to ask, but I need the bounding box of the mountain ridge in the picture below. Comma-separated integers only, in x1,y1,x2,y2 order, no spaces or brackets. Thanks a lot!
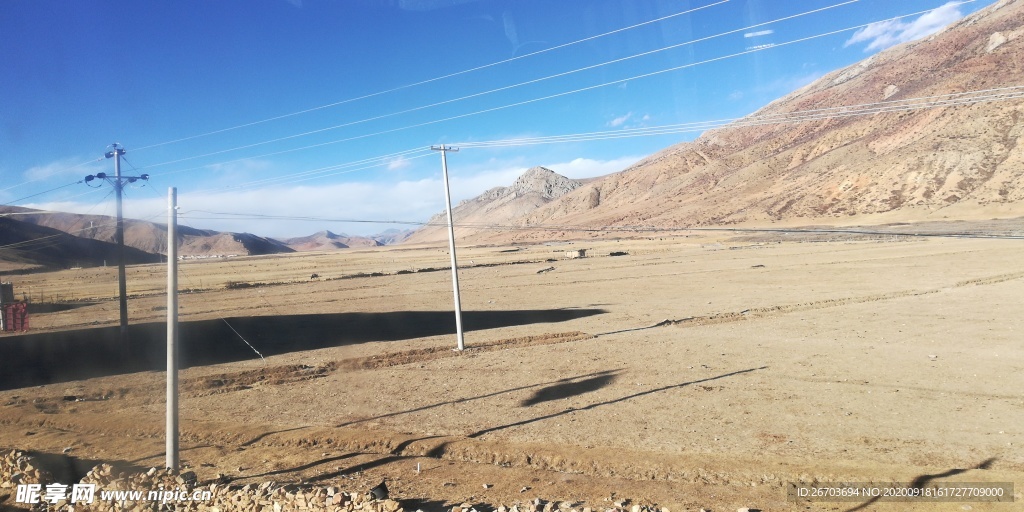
406,0,1024,243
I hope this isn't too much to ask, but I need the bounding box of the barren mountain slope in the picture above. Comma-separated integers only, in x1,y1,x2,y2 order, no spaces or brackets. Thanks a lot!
283,230,383,251
0,206,294,257
453,0,1024,243
0,217,160,269
404,166,581,244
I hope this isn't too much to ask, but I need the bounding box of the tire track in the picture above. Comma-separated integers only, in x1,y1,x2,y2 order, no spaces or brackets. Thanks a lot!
619,270,1024,331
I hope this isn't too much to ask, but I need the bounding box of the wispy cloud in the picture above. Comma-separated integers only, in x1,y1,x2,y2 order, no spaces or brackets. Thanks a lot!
29,155,642,237
386,156,412,171
608,112,633,127
744,29,774,38
845,1,963,52
607,112,651,129
544,156,642,179
21,156,104,182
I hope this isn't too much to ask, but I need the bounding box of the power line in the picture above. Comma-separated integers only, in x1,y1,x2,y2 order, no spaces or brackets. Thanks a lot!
456,86,1024,148
0,190,119,252
10,80,1017,230
176,211,1024,241
139,1,983,181
138,82,1024,202
129,0,731,153
135,0,861,174
0,156,103,194
4,180,85,205
230,147,434,190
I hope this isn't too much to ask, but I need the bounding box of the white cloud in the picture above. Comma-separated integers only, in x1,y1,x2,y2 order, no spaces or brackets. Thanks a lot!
845,2,963,52
26,156,643,238
608,112,633,127
386,156,412,171
544,156,642,179
22,156,105,181
744,29,774,38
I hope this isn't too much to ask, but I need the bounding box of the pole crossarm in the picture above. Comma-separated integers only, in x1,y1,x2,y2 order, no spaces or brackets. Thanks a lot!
81,143,150,351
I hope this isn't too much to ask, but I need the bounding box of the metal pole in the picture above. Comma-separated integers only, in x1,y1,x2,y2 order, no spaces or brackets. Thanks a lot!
112,145,129,348
433,145,465,351
166,187,179,470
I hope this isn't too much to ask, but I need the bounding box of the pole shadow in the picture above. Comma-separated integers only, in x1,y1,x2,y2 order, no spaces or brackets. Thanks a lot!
335,369,622,428
519,371,620,406
842,458,998,512
0,308,605,390
467,366,767,439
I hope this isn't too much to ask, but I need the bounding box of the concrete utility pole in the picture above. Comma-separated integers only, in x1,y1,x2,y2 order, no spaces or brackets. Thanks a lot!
430,145,465,351
166,187,179,470
84,143,149,351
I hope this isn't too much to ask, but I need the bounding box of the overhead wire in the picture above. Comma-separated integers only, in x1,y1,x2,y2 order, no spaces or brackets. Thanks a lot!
160,83,1024,194
456,86,1024,148
176,211,1024,240
0,189,119,253
230,147,434,190
0,156,104,194
4,180,85,205
128,0,731,153
141,0,980,181
135,0,861,174
7,82,1020,255
5,1,1012,250
102,81,1019,238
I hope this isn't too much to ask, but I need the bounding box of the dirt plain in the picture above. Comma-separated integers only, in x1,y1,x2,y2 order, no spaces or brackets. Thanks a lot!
1,228,1023,512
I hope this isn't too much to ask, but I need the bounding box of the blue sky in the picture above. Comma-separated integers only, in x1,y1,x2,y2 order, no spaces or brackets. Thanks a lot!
0,0,996,237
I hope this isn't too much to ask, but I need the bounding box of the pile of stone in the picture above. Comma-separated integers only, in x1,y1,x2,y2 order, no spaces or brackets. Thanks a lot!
0,449,54,489
65,464,405,512
0,452,404,512
1,449,750,512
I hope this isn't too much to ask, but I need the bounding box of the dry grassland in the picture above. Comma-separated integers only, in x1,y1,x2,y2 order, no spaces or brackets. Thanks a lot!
1,233,1023,511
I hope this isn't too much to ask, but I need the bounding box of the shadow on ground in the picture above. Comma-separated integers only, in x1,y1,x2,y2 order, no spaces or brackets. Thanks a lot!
842,458,1000,512
519,371,620,406
26,451,147,486
0,308,605,390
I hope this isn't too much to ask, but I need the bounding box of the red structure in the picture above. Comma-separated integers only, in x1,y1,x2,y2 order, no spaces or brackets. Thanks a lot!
2,302,28,332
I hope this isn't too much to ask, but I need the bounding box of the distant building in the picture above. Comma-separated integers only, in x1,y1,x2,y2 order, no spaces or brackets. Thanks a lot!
565,249,587,259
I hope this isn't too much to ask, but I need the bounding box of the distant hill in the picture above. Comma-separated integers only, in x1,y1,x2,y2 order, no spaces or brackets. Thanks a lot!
0,205,418,268
0,216,160,270
282,230,382,251
404,166,582,244
0,206,294,258
372,228,416,245
406,0,1024,243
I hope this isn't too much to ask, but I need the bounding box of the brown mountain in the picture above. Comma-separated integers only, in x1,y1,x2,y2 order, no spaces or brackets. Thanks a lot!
0,216,160,270
404,166,583,244
282,230,383,251
414,0,1024,243
0,206,293,258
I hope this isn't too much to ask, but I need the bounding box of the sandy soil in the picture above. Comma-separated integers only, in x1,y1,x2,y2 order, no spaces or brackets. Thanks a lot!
1,232,1023,511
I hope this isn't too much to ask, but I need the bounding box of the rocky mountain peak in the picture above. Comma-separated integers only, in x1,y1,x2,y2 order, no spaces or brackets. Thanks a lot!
510,167,580,200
